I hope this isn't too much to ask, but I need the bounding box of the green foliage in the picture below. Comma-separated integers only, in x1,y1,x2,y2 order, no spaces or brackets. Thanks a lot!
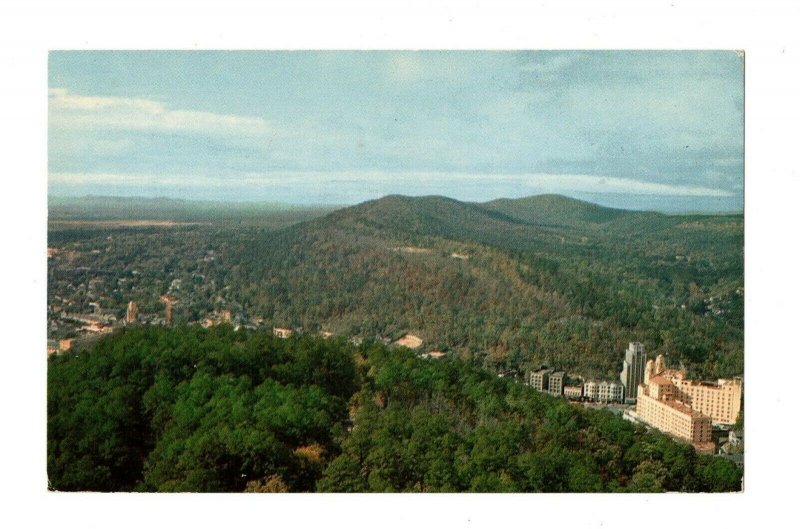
49,324,742,493
224,194,743,379
47,195,743,493
48,326,357,492
316,342,742,493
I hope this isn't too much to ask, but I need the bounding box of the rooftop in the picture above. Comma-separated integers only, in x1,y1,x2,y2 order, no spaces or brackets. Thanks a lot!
394,334,423,349
680,378,742,388
658,397,707,419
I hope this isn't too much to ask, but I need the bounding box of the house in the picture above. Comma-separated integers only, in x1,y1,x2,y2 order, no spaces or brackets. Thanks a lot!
393,334,423,349
273,327,293,339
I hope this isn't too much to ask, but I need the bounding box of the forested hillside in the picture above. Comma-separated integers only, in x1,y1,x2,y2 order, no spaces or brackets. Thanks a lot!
224,194,743,379
47,327,742,492
47,194,743,380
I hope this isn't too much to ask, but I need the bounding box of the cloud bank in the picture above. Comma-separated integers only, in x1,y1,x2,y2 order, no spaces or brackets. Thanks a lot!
49,88,269,136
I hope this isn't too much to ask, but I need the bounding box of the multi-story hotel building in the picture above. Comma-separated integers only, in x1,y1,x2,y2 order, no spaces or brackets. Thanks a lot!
635,354,740,452
672,377,743,425
636,379,712,450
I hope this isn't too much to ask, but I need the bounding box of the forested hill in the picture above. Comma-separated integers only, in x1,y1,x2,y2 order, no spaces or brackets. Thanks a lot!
224,194,743,380
48,327,742,492
482,194,640,226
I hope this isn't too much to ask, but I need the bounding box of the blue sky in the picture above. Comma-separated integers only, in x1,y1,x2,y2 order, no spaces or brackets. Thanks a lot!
48,51,743,211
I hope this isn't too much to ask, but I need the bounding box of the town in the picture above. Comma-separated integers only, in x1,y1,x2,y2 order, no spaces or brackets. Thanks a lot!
46,237,743,462
522,342,743,462
47,276,743,465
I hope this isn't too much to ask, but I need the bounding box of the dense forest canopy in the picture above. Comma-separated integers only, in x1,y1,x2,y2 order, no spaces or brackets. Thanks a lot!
47,327,742,492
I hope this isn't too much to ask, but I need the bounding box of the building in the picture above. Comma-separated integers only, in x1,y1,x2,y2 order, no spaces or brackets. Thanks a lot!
547,371,566,396
563,385,583,400
634,355,719,452
583,381,598,400
529,368,550,392
636,382,713,451
160,295,175,325
619,341,647,402
584,380,624,403
125,301,138,324
640,355,742,426
393,334,423,349
79,321,111,334
599,381,624,402
671,377,743,425
273,327,293,339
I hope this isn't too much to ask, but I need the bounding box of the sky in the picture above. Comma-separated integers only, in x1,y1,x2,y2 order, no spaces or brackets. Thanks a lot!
48,51,744,211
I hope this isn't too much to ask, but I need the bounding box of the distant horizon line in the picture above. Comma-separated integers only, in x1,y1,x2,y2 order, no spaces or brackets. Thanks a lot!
47,192,744,216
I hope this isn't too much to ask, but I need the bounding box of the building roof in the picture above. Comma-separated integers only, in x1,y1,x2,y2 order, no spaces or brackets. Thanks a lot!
660,397,707,419
649,375,672,386
679,378,741,388
662,368,687,380
393,334,423,349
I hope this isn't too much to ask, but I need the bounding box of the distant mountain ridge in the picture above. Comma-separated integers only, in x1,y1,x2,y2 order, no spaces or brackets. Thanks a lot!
48,194,337,225
481,194,641,226
49,192,742,225
292,194,697,254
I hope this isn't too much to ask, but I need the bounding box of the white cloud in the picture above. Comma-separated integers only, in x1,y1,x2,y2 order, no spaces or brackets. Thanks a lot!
49,170,735,198
48,88,270,136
